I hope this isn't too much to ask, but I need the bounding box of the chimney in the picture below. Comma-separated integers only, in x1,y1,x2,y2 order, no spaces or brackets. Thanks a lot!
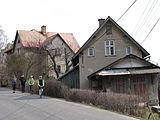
98,18,105,27
41,25,46,35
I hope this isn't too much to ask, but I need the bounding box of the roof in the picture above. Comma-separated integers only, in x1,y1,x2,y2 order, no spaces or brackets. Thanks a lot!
43,33,80,53
97,68,160,76
15,29,80,53
73,16,149,61
88,54,159,79
57,65,79,80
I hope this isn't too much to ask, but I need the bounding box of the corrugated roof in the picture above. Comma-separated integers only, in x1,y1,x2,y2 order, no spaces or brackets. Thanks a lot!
88,54,160,79
17,30,80,53
97,68,160,76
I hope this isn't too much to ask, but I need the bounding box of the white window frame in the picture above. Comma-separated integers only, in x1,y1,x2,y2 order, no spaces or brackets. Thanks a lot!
105,40,115,56
126,46,132,55
88,47,94,56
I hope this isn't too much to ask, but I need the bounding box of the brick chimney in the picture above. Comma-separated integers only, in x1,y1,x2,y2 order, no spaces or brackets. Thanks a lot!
41,25,46,35
98,18,105,27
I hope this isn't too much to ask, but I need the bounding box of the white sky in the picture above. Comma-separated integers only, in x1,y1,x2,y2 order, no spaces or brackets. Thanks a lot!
0,0,160,64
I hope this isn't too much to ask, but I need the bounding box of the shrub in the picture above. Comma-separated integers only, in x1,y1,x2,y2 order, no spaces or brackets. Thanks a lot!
44,80,70,98
25,79,146,118
68,89,145,117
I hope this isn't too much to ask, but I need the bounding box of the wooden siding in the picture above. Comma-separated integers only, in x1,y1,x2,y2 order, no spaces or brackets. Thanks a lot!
59,66,80,88
91,74,159,103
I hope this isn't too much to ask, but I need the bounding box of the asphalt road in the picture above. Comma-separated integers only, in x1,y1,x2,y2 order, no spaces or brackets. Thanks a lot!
0,87,139,120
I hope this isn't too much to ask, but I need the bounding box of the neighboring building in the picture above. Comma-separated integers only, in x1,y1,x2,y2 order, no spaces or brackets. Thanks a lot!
59,16,160,103
0,43,13,86
11,26,80,78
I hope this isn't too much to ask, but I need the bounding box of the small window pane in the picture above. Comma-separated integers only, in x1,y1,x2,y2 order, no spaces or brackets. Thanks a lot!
106,47,109,55
106,41,109,45
110,41,114,45
110,47,114,55
126,46,132,55
88,48,94,56
57,65,61,73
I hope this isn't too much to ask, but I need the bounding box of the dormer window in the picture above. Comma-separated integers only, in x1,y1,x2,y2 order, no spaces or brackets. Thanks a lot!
126,46,132,55
106,25,112,35
88,47,94,56
105,40,115,56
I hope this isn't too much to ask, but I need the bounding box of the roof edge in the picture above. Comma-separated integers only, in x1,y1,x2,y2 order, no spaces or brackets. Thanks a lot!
73,16,150,59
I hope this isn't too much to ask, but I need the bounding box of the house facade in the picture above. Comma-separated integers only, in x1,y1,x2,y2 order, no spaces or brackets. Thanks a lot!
11,26,80,78
60,16,160,103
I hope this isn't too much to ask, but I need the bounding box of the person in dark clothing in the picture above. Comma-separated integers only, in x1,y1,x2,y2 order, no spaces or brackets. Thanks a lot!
19,75,26,93
11,75,17,93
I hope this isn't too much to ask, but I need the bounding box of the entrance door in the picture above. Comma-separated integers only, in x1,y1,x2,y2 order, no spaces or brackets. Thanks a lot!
132,75,146,98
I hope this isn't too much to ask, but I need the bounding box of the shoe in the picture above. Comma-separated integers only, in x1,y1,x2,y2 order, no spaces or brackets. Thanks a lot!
13,91,15,93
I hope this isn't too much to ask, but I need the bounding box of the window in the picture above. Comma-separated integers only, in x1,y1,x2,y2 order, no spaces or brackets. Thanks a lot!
106,25,112,35
105,40,115,56
57,65,61,73
126,46,132,55
81,53,84,64
88,48,94,56
52,48,61,56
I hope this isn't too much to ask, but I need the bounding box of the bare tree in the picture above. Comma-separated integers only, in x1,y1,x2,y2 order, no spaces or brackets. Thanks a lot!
25,31,74,79
5,53,38,78
0,26,7,50
64,48,73,72
43,45,74,79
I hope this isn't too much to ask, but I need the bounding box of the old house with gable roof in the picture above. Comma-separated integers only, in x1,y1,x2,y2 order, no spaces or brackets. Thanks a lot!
58,16,160,103
10,26,80,78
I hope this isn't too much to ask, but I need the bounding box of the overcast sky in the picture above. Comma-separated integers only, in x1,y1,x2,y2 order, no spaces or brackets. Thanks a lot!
0,0,160,64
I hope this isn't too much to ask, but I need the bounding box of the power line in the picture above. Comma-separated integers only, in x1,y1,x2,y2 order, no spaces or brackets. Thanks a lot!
133,0,158,37
117,0,137,22
131,0,151,35
141,17,160,44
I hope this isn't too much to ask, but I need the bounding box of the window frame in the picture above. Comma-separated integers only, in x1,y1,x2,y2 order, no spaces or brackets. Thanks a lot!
126,46,132,55
104,40,115,56
57,65,61,73
88,47,95,57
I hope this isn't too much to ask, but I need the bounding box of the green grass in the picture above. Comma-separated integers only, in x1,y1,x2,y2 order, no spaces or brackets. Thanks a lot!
145,109,159,120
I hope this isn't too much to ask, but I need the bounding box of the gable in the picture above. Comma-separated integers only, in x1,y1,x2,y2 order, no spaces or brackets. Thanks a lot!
88,54,159,78
13,30,80,53
111,57,151,68
73,16,149,64
45,34,74,54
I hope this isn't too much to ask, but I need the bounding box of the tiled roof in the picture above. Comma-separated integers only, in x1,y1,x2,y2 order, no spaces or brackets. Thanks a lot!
17,30,80,53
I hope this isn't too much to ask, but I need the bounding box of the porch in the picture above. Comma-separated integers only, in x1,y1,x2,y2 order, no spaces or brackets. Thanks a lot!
88,68,160,104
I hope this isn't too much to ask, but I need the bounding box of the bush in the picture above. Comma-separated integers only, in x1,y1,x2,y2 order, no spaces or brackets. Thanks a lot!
44,80,70,99
68,89,145,117
26,79,146,118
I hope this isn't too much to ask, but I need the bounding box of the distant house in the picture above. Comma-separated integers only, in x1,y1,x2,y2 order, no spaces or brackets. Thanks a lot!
11,26,80,78
59,16,160,103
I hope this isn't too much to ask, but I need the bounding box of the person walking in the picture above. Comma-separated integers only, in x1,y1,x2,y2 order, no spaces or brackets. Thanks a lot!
38,76,45,98
27,75,35,94
11,75,17,93
19,75,26,93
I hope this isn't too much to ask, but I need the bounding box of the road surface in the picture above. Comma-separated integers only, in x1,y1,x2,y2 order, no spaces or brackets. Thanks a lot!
0,87,139,120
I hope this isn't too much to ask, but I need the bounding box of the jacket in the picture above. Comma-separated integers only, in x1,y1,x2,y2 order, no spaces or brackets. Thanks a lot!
38,79,44,87
27,78,35,85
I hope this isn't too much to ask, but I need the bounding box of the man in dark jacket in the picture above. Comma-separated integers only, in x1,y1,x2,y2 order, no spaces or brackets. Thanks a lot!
19,75,26,93
11,75,17,93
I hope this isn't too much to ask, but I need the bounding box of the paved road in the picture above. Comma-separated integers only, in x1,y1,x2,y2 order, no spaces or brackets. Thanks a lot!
0,87,139,120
